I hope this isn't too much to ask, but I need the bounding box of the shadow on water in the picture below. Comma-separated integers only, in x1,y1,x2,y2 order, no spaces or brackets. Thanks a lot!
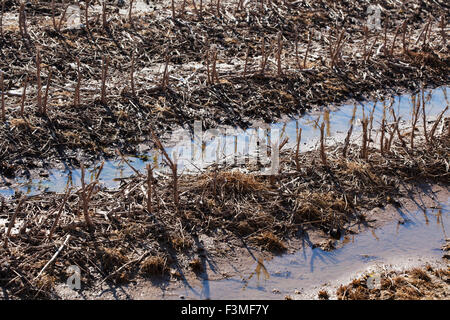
172,202,449,299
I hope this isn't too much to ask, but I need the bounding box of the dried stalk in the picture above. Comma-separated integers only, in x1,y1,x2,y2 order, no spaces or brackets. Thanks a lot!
320,121,327,166
211,50,219,83
36,47,42,114
20,76,28,117
80,163,95,230
85,0,90,31
161,55,170,90
42,70,53,115
57,2,69,32
51,0,57,31
390,24,402,56
295,127,302,171
172,0,176,19
415,18,430,46
0,0,4,38
380,105,386,155
48,187,71,240
74,58,81,107
365,35,379,63
101,56,109,104
150,129,179,209
129,0,134,24
440,16,446,47
423,20,432,48
277,31,282,76
401,20,408,54
116,149,141,176
422,88,428,144
192,0,199,17
361,117,368,160
391,108,407,149
303,30,311,69
130,53,136,97
102,0,108,29
429,105,449,143
146,164,153,214
331,29,345,67
243,46,250,77
206,51,211,85
368,102,376,144
383,18,389,55
260,36,266,75
295,32,301,69
19,2,28,40
342,122,353,159
410,94,420,149
3,197,26,249
1,71,4,121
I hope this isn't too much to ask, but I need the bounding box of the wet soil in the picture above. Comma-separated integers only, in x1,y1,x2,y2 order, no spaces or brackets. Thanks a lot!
0,0,449,178
0,125,448,299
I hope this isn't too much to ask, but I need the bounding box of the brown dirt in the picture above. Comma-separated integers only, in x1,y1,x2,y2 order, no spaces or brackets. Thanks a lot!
0,0,449,178
0,121,448,299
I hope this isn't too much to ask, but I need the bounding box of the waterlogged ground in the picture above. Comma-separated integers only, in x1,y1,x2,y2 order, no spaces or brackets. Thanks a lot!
1,85,448,198
51,185,449,300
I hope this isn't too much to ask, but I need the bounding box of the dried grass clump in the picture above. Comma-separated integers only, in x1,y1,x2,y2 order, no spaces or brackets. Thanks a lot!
189,258,204,273
140,256,168,277
196,171,269,196
251,231,287,253
35,273,56,292
433,268,450,279
295,192,348,224
171,236,192,252
337,266,446,300
236,221,255,236
409,268,431,282
318,290,329,300
99,248,128,272
336,277,371,300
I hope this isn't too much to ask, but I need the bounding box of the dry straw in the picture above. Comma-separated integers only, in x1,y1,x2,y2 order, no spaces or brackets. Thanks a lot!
36,47,42,114
74,58,81,107
0,0,4,38
320,121,327,166
1,71,4,121
101,56,109,104
20,76,28,117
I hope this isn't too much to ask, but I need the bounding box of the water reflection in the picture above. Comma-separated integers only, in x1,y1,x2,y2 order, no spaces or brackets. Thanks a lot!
0,86,448,197
173,203,449,299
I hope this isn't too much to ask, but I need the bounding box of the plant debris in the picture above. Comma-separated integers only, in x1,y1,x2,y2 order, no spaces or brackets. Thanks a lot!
0,0,449,177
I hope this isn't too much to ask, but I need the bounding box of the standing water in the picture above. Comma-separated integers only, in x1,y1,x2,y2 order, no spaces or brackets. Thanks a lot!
0,86,448,197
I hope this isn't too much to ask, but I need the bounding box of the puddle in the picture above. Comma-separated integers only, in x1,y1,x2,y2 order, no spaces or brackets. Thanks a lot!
0,85,448,197
171,201,449,300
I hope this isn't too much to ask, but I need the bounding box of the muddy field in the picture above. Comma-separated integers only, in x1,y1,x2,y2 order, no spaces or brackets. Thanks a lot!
0,119,449,299
0,0,449,177
0,0,449,300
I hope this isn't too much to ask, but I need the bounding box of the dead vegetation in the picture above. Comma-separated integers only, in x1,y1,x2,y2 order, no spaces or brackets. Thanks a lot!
0,0,449,177
0,0,449,300
0,112,448,298
336,265,449,300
